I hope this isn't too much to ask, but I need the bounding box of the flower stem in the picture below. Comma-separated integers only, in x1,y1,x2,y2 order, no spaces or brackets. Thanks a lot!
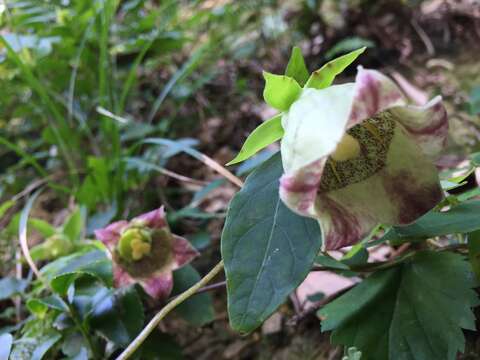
116,260,225,360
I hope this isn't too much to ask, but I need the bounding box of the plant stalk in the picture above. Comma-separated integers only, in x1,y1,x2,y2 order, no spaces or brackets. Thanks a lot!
116,260,225,359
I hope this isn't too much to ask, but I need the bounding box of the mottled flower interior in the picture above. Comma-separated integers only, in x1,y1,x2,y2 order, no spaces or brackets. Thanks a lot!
320,112,395,192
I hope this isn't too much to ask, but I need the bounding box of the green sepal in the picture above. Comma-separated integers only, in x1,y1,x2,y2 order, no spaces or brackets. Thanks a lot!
226,114,283,166
285,46,309,86
305,47,366,90
263,71,302,111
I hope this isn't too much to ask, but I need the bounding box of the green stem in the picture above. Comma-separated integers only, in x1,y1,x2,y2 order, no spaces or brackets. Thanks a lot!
116,260,225,360
67,302,99,360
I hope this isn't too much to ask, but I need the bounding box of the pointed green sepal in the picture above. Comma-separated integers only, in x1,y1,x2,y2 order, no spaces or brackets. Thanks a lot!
263,72,302,111
305,47,366,90
285,46,309,86
226,114,283,166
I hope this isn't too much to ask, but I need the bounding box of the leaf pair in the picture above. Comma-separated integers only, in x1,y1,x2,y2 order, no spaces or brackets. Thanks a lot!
227,46,366,166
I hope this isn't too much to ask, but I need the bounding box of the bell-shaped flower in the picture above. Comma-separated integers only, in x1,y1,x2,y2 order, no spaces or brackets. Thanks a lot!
95,207,199,300
279,67,448,250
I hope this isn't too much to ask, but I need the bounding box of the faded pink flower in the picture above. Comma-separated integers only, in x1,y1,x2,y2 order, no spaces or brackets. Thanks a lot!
95,207,199,300
279,67,448,250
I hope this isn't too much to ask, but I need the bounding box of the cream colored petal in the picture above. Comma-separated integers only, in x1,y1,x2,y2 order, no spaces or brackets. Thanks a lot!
281,84,356,174
389,96,448,158
348,67,406,128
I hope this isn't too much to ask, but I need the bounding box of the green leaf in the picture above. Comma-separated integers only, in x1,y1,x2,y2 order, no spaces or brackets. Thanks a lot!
222,152,322,333
0,200,14,219
305,47,366,89
0,333,13,360
381,200,480,243
137,330,184,360
315,254,349,270
62,208,84,243
172,265,215,326
89,286,144,347
341,245,369,267
41,249,112,295
468,230,480,280
27,296,69,317
61,332,87,358
263,72,302,111
285,46,309,86
31,333,62,360
28,219,57,238
226,114,283,166
0,277,28,300
319,251,479,360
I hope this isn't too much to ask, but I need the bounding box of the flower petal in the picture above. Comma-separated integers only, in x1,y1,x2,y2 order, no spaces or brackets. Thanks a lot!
94,221,128,251
279,158,326,218
348,67,406,128
281,84,356,173
134,206,167,229
389,96,448,158
172,235,199,269
318,120,443,250
139,272,173,300
113,263,136,288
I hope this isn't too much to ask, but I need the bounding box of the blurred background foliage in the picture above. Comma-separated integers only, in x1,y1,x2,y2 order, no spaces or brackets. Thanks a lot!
1,0,480,358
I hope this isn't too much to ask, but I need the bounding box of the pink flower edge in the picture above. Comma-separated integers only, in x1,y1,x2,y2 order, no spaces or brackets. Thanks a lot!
95,207,199,300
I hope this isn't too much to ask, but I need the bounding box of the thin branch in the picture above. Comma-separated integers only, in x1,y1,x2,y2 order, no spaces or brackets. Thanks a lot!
411,18,435,56
196,153,244,188
116,260,225,360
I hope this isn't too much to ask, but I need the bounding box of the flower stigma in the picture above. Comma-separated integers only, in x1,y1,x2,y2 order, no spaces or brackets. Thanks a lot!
331,133,361,162
118,227,152,262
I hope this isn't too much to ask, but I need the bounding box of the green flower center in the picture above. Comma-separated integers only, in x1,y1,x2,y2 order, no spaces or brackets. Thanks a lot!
118,227,152,262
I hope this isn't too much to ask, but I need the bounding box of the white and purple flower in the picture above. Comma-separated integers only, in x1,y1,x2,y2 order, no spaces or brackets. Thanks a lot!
279,67,448,250
95,207,199,300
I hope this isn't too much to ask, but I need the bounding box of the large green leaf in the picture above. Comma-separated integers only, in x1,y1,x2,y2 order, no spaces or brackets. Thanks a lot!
305,47,365,90
226,114,283,166
172,265,215,326
381,200,480,243
262,72,302,111
319,251,479,360
222,152,322,333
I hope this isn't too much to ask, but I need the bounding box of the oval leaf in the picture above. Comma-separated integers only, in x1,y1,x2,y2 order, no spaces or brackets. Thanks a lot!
221,152,322,333
226,114,283,166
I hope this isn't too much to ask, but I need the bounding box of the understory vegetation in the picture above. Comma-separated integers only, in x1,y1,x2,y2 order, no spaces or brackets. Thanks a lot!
1,1,480,359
